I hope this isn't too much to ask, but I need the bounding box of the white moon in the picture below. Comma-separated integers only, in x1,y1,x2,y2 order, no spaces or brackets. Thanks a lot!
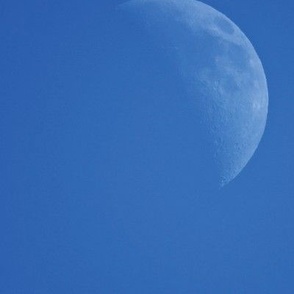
119,0,268,186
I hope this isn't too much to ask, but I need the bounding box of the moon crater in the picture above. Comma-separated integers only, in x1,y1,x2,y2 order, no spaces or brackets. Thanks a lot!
214,16,235,35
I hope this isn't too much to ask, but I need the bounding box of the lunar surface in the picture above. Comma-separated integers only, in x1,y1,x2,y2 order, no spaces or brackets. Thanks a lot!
119,0,268,186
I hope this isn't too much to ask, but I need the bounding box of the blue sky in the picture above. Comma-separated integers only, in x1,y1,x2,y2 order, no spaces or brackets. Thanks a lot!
0,0,293,293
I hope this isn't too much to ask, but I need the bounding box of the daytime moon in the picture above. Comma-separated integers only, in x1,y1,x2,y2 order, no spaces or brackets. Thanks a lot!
119,0,268,187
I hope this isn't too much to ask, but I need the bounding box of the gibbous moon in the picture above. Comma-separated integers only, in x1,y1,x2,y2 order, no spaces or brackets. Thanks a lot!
119,0,268,186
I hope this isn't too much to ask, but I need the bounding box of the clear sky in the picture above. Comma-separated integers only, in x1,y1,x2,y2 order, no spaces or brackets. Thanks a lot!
0,0,293,293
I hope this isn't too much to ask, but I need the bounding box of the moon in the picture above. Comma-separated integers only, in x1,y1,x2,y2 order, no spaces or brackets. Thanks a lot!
118,0,268,187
